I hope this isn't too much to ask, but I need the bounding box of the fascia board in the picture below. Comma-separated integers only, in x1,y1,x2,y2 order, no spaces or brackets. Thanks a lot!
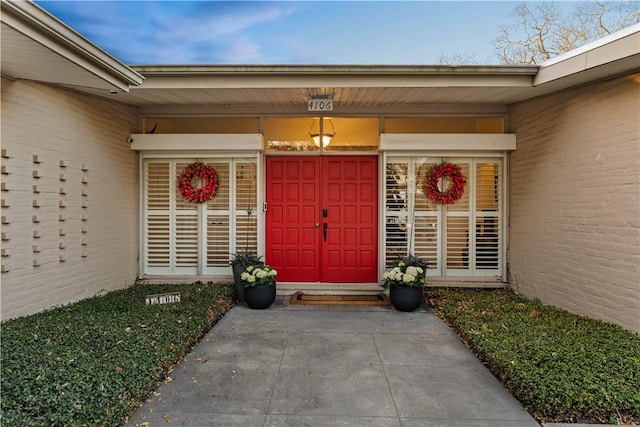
136,73,534,90
132,64,539,76
1,0,143,90
535,25,640,86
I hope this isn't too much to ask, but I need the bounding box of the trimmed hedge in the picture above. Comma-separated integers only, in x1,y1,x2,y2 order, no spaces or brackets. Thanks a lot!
429,288,640,424
1,283,235,427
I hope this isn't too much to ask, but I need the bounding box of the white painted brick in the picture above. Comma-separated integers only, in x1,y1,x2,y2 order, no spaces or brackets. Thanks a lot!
508,75,640,334
1,78,140,320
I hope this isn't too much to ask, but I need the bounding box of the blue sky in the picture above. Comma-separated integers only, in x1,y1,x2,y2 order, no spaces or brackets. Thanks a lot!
35,1,579,65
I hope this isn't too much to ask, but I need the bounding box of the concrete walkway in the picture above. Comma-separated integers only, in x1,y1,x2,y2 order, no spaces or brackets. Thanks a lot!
125,298,540,426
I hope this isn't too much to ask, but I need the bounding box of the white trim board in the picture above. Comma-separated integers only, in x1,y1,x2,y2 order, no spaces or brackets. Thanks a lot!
380,134,516,151
130,134,262,151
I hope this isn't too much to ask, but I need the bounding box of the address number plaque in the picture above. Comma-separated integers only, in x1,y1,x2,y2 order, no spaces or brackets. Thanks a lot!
307,97,333,112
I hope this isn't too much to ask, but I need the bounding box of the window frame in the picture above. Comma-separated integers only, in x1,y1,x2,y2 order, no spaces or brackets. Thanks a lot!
382,153,506,279
140,153,261,277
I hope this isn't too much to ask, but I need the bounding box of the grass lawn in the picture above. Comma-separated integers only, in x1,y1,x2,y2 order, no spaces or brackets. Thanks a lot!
429,288,640,425
3,284,639,426
1,283,235,427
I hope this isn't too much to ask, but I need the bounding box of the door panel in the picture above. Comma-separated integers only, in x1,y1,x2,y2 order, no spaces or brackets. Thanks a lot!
266,156,378,283
266,158,321,282
322,157,377,282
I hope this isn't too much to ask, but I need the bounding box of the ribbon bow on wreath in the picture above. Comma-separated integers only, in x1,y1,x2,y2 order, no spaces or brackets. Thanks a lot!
178,162,219,203
425,162,466,204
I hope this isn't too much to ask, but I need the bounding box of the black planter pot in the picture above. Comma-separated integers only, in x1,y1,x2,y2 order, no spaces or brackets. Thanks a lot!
389,285,423,312
231,265,246,302
231,262,264,302
244,283,276,309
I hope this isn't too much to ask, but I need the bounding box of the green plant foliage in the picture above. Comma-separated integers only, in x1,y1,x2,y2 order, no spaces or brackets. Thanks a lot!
429,288,640,424
229,250,263,267
1,283,234,427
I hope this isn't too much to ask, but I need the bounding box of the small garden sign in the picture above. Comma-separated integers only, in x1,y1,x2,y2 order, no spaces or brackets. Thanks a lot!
145,292,181,305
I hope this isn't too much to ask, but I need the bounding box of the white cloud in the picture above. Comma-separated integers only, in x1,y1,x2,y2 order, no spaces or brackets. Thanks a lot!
149,3,300,63
36,1,517,65
39,1,299,64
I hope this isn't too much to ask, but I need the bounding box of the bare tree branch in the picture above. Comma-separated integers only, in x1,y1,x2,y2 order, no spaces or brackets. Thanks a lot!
493,1,639,64
437,53,480,65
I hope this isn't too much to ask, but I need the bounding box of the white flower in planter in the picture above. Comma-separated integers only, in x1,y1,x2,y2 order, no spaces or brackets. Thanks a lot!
382,254,428,289
241,264,278,287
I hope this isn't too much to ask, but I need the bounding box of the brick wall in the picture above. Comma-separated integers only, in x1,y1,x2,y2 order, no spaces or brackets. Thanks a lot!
508,74,640,334
1,78,140,320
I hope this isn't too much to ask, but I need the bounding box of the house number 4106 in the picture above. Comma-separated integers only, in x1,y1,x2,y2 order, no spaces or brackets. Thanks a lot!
308,99,333,111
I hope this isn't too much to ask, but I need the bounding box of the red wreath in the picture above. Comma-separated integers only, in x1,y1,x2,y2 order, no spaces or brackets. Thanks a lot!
178,162,218,203
426,163,466,204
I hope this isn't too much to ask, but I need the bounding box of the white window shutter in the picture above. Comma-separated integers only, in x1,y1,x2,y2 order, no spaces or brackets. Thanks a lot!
205,162,230,269
143,157,258,277
474,160,501,274
145,161,171,271
384,156,503,278
233,161,258,255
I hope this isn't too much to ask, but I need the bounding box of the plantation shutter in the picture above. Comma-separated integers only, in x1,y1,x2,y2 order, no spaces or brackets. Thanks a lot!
385,160,409,264
143,157,259,276
414,160,440,273
145,161,171,271
444,159,471,275
383,156,502,278
174,161,199,273
202,159,258,275
204,161,230,273
233,161,258,256
474,160,501,274
384,158,440,274
143,159,199,274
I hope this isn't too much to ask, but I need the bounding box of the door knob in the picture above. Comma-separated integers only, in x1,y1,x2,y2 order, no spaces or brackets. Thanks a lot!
315,223,320,227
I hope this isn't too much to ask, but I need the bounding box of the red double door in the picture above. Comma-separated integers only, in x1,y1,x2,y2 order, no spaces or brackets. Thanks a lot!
266,156,378,283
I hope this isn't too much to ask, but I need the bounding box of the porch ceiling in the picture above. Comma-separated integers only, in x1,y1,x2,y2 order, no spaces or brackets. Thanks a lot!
54,60,640,115
103,65,543,114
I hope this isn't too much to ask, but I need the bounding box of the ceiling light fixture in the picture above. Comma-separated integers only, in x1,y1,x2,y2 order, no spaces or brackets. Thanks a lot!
309,118,336,148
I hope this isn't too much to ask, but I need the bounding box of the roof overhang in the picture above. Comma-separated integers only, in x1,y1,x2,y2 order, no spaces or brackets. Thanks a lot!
1,2,637,113
0,0,143,93
535,23,640,90
125,64,540,115
125,25,640,113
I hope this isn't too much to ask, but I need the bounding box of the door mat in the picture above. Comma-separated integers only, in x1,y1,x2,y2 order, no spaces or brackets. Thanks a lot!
290,292,390,306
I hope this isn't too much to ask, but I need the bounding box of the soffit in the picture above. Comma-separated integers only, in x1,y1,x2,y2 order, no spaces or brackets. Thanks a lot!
87,56,639,114
119,86,536,111
102,66,540,114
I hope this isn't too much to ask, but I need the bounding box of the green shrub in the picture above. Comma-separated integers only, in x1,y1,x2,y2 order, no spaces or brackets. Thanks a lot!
1,283,234,427
430,288,640,424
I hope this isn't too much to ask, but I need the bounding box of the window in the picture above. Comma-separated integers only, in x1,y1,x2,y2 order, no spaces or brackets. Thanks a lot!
264,117,379,152
143,158,258,276
384,156,502,277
